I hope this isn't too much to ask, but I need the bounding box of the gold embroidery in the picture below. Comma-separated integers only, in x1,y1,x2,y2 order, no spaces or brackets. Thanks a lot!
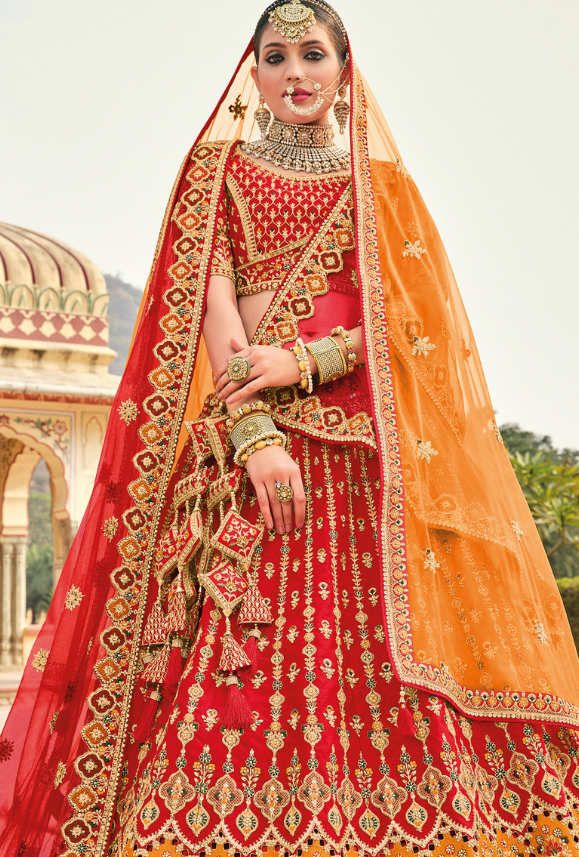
534,619,548,644
118,400,138,425
102,517,119,541
65,585,84,610
424,549,440,572
32,648,49,672
54,761,67,788
411,335,436,358
511,520,524,541
416,438,438,463
403,239,426,259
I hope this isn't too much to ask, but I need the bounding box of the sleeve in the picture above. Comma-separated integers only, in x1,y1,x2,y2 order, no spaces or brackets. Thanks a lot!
209,190,236,283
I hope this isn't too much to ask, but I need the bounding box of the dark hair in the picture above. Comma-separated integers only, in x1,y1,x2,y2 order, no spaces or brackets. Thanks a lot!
254,1,348,66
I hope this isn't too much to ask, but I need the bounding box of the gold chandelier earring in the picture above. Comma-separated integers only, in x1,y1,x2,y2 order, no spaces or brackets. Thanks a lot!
333,83,350,135
254,94,272,139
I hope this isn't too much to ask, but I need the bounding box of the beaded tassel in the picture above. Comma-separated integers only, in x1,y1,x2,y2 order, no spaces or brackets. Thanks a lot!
219,615,251,673
397,686,416,736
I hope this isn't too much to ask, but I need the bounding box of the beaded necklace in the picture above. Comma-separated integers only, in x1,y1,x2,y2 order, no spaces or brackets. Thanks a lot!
241,118,350,174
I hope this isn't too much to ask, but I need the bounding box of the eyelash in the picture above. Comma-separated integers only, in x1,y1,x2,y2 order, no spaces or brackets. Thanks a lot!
265,50,326,65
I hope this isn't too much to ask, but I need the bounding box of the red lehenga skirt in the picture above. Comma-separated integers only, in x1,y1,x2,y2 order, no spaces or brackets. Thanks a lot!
111,430,579,857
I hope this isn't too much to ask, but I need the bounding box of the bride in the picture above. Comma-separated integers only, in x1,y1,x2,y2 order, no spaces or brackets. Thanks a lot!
1,2,579,855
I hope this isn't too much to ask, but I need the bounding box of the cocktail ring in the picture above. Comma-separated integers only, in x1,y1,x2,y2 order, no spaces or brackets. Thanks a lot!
275,481,294,503
227,356,251,383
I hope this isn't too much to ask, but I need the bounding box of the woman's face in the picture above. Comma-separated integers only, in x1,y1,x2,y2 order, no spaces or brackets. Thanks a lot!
252,21,347,125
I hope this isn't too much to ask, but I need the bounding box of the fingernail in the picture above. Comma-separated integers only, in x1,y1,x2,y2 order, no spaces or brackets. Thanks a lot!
277,527,284,535
285,525,291,533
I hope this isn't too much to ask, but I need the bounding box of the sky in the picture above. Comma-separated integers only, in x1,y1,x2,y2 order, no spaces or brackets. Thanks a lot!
1,0,578,448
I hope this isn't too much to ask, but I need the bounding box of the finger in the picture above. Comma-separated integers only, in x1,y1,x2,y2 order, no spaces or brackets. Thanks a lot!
219,367,263,401
266,483,286,535
279,488,294,532
289,468,306,529
254,484,273,531
225,377,266,404
231,336,247,352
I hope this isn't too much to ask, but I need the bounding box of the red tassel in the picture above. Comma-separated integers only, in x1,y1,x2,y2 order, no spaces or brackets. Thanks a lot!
219,676,255,730
219,617,251,673
238,628,260,679
135,688,162,743
168,582,188,635
164,638,184,698
398,703,416,737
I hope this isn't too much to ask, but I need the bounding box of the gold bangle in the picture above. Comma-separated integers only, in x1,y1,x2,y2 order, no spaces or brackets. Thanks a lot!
291,337,313,394
230,413,278,451
304,336,347,384
226,400,271,431
330,326,356,372
233,432,286,466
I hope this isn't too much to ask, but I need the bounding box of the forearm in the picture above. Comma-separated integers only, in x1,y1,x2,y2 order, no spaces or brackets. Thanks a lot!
203,276,259,412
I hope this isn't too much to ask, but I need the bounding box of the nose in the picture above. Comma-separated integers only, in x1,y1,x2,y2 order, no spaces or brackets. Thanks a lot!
284,59,306,83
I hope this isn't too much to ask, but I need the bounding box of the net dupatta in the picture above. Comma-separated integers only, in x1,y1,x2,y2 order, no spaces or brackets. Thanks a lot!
0,30,577,857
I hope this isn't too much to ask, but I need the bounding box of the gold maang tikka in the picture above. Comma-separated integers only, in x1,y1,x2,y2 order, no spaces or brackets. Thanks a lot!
269,0,316,44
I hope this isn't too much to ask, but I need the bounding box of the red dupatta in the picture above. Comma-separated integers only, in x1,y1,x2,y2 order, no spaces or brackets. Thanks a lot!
1,28,578,857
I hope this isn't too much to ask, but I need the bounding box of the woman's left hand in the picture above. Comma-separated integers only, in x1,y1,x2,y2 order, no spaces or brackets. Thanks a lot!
215,337,301,405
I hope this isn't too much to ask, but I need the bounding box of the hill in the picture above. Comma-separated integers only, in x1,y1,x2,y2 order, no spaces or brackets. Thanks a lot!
104,274,144,375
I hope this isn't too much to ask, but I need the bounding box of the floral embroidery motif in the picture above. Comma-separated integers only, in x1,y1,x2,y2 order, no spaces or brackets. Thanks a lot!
403,239,426,259
54,761,67,788
32,648,49,672
118,400,138,425
228,94,247,120
0,737,14,763
102,517,119,541
535,619,548,645
396,158,410,177
416,438,439,463
64,585,84,611
511,520,523,541
424,549,440,572
411,335,436,358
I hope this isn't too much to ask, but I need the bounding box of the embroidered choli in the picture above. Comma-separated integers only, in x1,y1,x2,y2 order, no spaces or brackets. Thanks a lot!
209,146,375,449
210,148,358,300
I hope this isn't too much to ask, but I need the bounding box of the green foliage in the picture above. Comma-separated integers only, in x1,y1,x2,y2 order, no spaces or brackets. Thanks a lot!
556,578,579,644
26,543,53,624
27,491,53,548
501,424,579,578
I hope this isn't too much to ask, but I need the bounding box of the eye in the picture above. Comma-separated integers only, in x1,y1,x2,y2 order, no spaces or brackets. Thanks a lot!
304,50,325,61
265,52,284,64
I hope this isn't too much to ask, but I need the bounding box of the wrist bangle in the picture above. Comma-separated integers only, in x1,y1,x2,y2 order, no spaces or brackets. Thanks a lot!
226,400,271,431
234,432,286,466
330,326,356,372
291,338,313,394
230,412,286,466
305,336,347,384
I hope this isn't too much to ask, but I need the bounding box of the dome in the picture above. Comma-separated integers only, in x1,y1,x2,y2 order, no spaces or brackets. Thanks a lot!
0,223,108,316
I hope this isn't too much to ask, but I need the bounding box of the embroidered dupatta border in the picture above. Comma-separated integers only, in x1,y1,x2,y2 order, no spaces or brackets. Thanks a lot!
349,61,579,728
59,140,237,856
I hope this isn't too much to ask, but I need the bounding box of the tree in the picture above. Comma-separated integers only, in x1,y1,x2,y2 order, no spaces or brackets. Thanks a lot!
501,424,579,578
26,543,53,624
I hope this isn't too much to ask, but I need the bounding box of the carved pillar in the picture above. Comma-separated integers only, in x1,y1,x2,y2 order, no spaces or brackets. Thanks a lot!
11,538,26,666
0,540,14,667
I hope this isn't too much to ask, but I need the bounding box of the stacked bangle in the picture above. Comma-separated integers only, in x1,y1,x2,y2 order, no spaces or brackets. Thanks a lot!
226,400,271,431
291,338,313,394
331,326,356,372
230,412,286,466
305,336,347,384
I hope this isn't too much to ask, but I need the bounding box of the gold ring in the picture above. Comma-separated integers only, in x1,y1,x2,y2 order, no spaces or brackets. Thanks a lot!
275,481,294,503
226,356,251,383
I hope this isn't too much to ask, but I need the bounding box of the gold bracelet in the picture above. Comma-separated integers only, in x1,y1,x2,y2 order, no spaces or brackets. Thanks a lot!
234,432,286,466
226,400,271,431
291,338,313,394
230,413,278,451
305,336,347,384
330,326,356,372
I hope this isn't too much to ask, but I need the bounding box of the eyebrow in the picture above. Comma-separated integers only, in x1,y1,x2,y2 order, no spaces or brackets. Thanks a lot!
262,39,326,50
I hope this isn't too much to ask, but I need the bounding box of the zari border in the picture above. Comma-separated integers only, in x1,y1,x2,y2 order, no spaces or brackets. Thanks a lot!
349,57,579,727
61,140,238,857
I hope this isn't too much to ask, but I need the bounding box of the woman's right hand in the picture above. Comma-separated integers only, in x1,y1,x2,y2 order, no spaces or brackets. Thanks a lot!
245,444,306,534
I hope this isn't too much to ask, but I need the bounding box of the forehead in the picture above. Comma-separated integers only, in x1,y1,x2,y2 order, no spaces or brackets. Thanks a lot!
257,20,335,52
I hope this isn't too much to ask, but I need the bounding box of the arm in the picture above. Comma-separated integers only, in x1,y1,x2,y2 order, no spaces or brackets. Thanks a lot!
203,275,305,534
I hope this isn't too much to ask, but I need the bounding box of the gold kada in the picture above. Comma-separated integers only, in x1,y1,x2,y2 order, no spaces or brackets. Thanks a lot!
269,0,316,44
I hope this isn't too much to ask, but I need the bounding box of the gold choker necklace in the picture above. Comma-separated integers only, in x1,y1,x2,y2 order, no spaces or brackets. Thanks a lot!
241,119,350,174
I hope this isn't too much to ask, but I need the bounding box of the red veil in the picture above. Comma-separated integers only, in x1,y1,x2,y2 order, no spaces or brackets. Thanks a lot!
1,26,578,857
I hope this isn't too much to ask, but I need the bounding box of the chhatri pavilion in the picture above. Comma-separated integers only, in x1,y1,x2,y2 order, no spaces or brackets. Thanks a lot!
0,223,120,668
